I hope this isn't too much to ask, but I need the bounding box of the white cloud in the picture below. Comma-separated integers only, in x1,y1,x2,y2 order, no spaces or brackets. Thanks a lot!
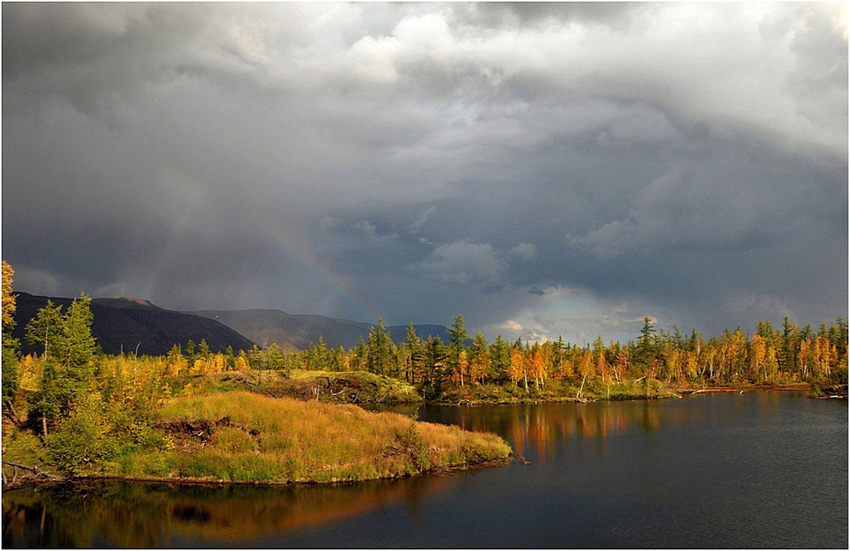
413,239,507,285
500,320,523,332
509,242,537,260
352,220,378,239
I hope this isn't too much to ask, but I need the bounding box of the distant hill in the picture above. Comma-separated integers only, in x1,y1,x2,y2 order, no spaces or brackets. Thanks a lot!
189,309,451,351
12,292,255,357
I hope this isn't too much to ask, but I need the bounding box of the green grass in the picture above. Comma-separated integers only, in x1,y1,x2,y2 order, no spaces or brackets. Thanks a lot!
1,424,55,480
164,369,423,405
112,391,510,484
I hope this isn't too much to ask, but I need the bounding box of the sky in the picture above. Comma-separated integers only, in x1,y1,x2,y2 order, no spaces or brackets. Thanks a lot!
2,2,847,345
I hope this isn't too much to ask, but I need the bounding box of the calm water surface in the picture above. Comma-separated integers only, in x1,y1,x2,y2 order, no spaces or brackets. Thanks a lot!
3,392,847,548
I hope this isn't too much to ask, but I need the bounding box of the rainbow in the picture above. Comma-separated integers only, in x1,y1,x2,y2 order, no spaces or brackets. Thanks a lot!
260,219,380,324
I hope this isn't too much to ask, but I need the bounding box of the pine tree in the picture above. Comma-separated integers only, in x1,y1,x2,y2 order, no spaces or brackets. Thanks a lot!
26,300,63,359
2,261,20,412
405,323,422,384
447,314,471,376
27,293,97,438
634,316,658,378
421,336,447,399
368,318,393,376
489,335,511,383
225,345,236,369
267,343,285,370
185,340,197,367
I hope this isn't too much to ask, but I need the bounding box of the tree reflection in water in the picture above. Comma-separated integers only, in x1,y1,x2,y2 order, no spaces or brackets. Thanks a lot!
2,473,457,548
4,393,820,548
379,393,790,463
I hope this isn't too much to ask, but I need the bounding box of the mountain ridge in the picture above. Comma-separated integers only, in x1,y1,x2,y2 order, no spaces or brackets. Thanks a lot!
11,292,451,356
12,292,254,357
188,308,451,351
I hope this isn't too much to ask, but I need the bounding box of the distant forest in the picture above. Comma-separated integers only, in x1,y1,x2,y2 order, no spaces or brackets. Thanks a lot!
233,314,848,399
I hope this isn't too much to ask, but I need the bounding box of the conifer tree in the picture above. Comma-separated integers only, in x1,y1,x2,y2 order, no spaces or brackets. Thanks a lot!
27,293,97,438
185,340,197,367
447,314,471,375
367,318,393,375
225,345,236,369
421,336,447,399
489,335,511,383
634,316,658,378
2,261,20,411
405,323,422,384
26,300,63,359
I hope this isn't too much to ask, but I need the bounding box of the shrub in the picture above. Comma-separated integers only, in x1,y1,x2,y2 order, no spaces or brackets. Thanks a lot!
46,395,116,475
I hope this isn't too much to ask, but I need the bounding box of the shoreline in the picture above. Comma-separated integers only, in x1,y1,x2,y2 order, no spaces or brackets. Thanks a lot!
2,456,513,491
426,381,835,406
3,384,842,491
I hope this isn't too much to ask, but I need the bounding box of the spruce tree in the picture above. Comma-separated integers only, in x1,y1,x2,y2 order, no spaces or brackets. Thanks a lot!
26,293,97,438
2,261,20,412
447,314,471,373
26,300,63,359
367,318,392,375
405,323,422,384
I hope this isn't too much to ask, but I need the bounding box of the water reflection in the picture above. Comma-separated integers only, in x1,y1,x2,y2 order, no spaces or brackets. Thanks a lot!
4,392,841,548
2,474,458,548
378,392,801,462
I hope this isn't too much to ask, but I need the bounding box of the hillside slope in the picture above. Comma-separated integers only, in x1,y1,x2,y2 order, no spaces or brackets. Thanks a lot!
189,309,450,351
12,292,255,356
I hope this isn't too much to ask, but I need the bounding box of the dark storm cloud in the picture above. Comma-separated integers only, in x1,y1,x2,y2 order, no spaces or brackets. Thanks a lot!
3,3,846,344
452,2,650,30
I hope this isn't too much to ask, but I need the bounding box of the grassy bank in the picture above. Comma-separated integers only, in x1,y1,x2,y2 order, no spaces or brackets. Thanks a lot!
436,378,680,405
101,391,509,484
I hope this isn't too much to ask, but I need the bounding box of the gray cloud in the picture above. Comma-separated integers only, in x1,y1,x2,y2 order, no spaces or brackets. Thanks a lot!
412,239,508,286
3,3,846,344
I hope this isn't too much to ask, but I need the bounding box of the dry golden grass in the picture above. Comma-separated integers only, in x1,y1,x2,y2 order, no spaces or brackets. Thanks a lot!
113,391,510,484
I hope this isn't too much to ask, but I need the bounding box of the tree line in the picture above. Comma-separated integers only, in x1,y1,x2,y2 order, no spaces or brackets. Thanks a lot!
283,314,848,398
3,260,844,474
3,259,848,432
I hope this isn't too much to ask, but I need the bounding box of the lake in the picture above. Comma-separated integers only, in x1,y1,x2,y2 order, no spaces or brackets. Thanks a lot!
3,392,847,548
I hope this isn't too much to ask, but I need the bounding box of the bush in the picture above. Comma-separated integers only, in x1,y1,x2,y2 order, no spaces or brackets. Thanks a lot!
46,395,116,474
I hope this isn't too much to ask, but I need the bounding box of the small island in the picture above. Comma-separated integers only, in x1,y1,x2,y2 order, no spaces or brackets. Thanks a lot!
118,391,511,485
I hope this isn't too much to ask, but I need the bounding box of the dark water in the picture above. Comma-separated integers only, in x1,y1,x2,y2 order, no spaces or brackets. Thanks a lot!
3,392,847,548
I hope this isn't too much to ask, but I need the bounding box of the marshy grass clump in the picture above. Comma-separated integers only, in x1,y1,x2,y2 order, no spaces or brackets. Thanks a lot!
114,391,511,484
